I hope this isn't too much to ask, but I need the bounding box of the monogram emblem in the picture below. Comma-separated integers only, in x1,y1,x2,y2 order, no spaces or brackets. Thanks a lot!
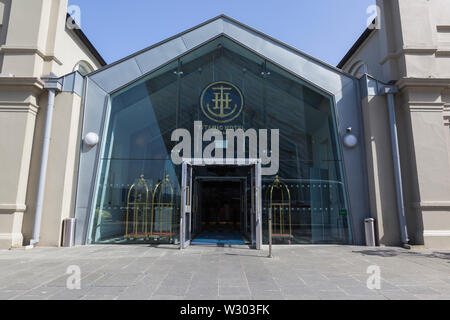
200,81,244,123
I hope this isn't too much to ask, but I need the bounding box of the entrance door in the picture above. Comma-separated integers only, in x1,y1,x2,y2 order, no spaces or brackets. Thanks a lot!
180,161,193,249
180,159,262,250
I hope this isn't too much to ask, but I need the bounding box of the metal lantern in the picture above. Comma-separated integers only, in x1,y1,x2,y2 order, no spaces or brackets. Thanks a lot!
125,175,151,239
269,176,293,242
150,175,175,240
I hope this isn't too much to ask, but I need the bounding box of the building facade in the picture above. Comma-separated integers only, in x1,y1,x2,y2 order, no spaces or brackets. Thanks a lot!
0,0,449,250
339,0,450,248
0,0,105,249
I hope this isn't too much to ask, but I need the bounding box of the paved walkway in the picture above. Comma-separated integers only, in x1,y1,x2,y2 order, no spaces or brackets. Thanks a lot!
0,245,449,300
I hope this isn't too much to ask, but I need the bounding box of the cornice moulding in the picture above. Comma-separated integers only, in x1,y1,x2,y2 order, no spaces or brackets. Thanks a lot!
0,76,45,90
380,47,438,65
412,201,450,210
396,78,450,90
0,101,40,115
0,45,63,65
0,204,27,213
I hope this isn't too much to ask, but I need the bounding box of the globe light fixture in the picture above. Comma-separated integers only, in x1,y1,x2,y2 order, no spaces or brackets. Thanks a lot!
84,132,99,147
344,127,358,149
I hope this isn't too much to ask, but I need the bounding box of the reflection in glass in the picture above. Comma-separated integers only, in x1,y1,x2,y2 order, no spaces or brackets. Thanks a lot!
267,176,292,243
150,176,175,239
125,175,150,238
88,36,351,245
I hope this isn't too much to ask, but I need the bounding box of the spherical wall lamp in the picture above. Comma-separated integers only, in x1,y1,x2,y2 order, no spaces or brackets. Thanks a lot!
343,127,358,149
84,132,99,147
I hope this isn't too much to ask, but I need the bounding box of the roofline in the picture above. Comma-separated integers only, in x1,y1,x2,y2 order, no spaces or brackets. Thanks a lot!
108,34,338,99
222,15,355,78
66,13,107,67
337,22,376,69
88,15,227,76
89,14,355,79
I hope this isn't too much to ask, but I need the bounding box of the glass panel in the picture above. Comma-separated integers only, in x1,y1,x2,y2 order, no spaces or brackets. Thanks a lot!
88,59,181,245
183,164,192,247
88,36,351,245
90,159,180,244
260,61,350,244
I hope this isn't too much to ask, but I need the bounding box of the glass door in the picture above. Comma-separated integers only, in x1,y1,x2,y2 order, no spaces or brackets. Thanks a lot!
180,161,193,249
254,161,262,250
250,161,263,250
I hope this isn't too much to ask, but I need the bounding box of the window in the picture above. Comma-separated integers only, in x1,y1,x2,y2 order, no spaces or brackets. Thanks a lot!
73,60,94,75
349,61,368,78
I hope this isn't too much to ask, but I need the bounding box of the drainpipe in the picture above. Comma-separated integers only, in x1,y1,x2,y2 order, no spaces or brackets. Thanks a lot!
381,85,410,248
29,76,62,247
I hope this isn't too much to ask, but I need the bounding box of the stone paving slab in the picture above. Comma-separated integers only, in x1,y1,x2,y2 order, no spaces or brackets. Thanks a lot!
0,245,449,300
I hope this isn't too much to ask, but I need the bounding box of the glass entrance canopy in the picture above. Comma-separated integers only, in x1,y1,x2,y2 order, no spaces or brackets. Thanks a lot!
87,36,352,245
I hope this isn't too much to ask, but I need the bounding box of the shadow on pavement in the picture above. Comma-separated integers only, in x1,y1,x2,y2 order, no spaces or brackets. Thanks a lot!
353,249,450,261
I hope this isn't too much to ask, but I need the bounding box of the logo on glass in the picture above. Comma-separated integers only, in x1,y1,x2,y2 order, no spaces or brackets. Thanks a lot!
200,81,244,123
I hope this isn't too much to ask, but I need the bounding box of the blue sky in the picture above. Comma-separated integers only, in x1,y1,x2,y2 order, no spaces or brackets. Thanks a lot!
68,0,375,66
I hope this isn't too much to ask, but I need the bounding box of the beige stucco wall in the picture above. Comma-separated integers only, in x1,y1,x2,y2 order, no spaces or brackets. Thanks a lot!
344,31,385,81
361,95,401,246
0,0,101,77
0,0,101,249
0,82,41,248
22,92,83,246
342,0,450,248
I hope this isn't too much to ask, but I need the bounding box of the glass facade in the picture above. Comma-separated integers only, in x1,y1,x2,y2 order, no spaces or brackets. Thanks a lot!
88,37,351,245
